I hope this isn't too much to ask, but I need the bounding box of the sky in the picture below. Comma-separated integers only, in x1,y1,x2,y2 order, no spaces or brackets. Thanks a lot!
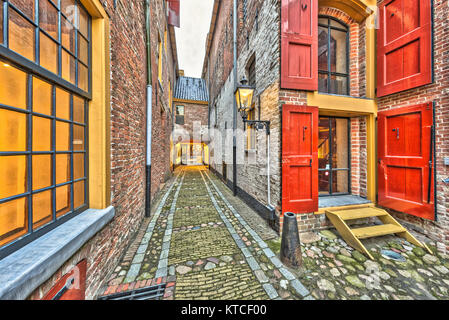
175,0,214,79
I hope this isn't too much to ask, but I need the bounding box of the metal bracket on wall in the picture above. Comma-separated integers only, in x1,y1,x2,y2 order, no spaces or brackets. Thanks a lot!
443,178,449,184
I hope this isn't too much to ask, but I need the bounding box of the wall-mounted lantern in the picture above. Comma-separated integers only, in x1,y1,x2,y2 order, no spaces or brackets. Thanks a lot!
234,77,270,134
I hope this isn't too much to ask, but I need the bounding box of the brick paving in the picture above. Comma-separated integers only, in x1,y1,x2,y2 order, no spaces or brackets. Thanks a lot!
98,166,312,300
98,165,449,300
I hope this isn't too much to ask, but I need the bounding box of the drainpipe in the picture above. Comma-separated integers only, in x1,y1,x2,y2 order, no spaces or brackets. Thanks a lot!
145,0,153,217
232,0,238,196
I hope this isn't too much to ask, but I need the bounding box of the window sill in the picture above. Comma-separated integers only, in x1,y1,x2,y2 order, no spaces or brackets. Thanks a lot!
0,206,115,300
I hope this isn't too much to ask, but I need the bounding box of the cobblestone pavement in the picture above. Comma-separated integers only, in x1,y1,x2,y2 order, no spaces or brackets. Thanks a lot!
99,166,312,300
99,166,449,300
274,230,449,300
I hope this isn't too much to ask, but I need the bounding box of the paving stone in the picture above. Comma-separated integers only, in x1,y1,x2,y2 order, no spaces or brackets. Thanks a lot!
412,247,426,257
317,279,336,293
279,267,295,281
345,275,365,288
320,230,337,240
300,232,321,244
291,279,310,297
204,262,217,270
254,270,269,283
423,254,440,265
262,283,279,299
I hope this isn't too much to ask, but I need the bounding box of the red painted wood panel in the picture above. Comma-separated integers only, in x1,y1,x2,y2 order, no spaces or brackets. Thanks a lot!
377,0,432,97
378,103,435,220
281,0,318,91
167,0,180,28
282,104,318,214
42,260,87,300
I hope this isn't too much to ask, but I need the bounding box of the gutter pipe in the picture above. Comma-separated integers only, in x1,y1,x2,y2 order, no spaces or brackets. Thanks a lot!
145,0,153,217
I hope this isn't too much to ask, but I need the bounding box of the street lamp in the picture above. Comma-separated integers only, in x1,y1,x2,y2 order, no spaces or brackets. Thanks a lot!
234,76,270,134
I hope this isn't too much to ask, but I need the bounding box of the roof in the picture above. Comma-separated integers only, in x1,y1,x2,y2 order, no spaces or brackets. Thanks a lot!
174,77,209,102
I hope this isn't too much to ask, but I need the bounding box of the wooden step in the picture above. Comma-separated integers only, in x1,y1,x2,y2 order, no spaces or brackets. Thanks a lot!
328,207,389,221
352,224,406,239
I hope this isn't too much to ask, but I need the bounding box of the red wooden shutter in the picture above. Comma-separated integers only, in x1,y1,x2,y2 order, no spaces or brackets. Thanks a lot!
377,0,432,97
282,104,318,214
378,103,435,220
281,0,318,91
167,0,180,28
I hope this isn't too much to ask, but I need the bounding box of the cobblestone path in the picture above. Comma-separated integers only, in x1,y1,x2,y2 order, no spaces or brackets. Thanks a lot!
99,166,312,300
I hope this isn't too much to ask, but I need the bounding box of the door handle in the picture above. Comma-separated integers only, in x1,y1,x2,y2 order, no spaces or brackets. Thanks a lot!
303,126,308,141
392,128,399,139
302,3,308,10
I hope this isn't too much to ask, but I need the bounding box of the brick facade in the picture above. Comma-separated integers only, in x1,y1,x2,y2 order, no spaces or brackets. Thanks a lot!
27,0,177,299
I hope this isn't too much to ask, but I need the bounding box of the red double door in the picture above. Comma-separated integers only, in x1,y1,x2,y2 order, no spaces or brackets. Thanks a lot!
282,104,435,220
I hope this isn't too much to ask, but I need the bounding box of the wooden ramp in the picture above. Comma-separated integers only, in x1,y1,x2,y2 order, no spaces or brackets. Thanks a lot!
325,206,433,260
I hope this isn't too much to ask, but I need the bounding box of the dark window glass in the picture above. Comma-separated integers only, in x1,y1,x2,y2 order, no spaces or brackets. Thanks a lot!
318,16,349,95
176,105,184,125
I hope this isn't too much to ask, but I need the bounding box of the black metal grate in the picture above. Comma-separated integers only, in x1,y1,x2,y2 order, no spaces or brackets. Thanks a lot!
98,284,166,301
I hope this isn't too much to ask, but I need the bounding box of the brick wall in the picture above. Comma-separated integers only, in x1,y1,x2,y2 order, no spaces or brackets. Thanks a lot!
173,101,209,142
28,0,176,299
376,0,449,253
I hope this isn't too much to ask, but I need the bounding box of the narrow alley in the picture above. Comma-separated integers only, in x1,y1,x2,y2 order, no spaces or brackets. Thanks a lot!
99,166,311,300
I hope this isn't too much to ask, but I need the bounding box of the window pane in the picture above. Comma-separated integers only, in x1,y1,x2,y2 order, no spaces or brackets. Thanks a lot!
61,15,75,53
33,77,52,115
0,197,28,247
330,29,347,74
330,19,346,29
78,5,88,37
61,49,76,84
56,154,70,184
319,171,330,195
56,121,70,151
0,156,27,199
329,75,348,95
32,155,52,190
60,0,76,24
56,87,70,119
9,8,35,61
318,26,328,71
78,35,88,64
0,109,27,152
39,32,58,74
73,153,84,180
78,62,88,91
73,125,84,151
0,62,27,109
0,1,3,44
9,0,35,21
73,180,84,209
318,117,330,170
333,170,349,194
32,190,52,230
318,73,328,93
33,116,51,151
56,184,70,217
73,95,84,123
332,118,349,169
39,0,58,40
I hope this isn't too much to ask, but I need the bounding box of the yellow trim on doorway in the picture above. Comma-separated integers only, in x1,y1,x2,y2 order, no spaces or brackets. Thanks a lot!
81,0,111,209
307,93,377,116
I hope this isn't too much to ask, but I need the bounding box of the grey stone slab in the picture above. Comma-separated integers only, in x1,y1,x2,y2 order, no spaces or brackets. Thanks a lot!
163,235,171,242
270,256,283,268
319,195,371,208
246,256,261,271
279,267,296,281
290,279,310,297
235,239,245,248
132,253,145,264
160,249,169,260
162,242,170,251
158,258,168,269
124,263,141,283
263,248,275,258
241,248,252,258
0,206,115,300
263,283,279,299
255,270,269,283
155,267,168,279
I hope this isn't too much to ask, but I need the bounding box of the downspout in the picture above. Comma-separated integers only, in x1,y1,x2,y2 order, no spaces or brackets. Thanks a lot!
145,0,153,218
232,0,238,196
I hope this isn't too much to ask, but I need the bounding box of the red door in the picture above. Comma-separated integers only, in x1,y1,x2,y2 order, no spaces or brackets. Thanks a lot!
378,103,435,220
282,105,318,214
